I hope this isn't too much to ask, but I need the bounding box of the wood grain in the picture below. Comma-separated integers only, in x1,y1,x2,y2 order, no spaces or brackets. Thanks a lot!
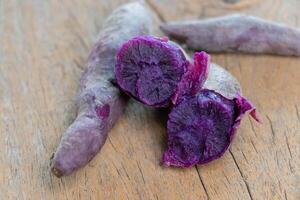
0,0,299,199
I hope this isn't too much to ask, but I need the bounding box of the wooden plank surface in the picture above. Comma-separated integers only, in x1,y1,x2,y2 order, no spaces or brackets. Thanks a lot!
0,0,299,199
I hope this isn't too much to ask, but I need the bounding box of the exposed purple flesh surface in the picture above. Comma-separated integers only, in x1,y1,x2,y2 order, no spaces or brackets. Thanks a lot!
163,89,259,167
115,36,210,107
115,36,187,107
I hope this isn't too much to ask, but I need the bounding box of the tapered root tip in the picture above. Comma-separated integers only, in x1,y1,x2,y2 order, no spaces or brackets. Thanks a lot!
50,153,63,177
51,166,63,178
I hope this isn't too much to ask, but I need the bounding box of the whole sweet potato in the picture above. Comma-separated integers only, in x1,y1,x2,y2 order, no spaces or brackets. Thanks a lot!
51,2,152,177
161,14,300,56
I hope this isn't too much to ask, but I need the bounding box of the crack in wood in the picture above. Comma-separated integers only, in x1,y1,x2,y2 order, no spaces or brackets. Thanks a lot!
223,172,231,184
295,104,300,121
248,116,258,137
84,171,88,186
229,150,254,200
278,179,283,192
250,139,258,154
195,166,210,200
288,160,295,174
275,151,281,168
115,164,132,200
112,161,121,176
121,163,131,180
137,161,146,184
284,132,292,158
241,151,249,164
284,190,288,200
266,115,276,143
73,59,84,71
108,136,118,152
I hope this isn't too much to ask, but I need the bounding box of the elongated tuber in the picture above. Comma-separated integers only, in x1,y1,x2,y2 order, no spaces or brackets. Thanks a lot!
163,62,260,167
115,36,209,107
161,14,300,56
51,2,152,177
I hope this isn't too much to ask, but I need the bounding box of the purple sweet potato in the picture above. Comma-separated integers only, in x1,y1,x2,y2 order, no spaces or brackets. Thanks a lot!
51,2,152,177
115,36,210,107
161,14,300,56
163,63,260,167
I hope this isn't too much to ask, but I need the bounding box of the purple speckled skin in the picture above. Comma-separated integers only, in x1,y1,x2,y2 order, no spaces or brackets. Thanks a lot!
163,63,260,167
161,14,300,56
51,2,152,177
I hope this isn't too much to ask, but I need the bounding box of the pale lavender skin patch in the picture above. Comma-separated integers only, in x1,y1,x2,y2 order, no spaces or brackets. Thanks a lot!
161,14,300,56
51,2,152,177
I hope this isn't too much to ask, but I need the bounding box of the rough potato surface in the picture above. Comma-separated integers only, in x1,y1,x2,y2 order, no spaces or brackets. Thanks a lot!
51,2,152,177
161,14,300,56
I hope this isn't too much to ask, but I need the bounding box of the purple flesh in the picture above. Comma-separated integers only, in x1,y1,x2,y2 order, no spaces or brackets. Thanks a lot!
163,63,260,167
161,14,300,56
172,51,210,104
115,36,210,107
163,89,259,167
51,2,152,177
115,36,188,107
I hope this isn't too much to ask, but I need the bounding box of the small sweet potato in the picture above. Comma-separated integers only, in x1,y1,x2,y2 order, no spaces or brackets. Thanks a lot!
161,14,300,56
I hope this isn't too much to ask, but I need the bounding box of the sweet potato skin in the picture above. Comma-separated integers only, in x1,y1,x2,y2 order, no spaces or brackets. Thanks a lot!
51,2,152,177
204,63,260,121
161,14,300,56
204,63,240,99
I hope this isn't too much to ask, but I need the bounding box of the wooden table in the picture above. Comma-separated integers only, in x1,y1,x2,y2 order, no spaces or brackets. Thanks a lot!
1,0,299,199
